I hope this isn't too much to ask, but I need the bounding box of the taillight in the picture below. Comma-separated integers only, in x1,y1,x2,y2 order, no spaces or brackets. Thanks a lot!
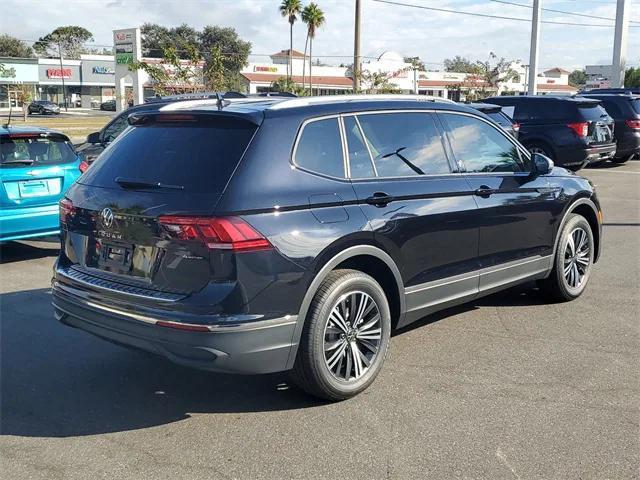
567,122,589,137
625,119,640,129
158,216,272,252
59,198,75,224
79,160,89,173
512,122,520,132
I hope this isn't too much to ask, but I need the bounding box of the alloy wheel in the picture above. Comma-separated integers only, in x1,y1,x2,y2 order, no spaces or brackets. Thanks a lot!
563,227,591,289
323,291,382,382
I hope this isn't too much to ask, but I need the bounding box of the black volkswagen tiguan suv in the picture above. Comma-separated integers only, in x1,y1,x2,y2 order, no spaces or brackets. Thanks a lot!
53,96,602,400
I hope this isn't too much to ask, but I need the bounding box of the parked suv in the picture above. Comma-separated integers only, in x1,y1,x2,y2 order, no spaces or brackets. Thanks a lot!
52,95,603,400
580,93,640,164
485,95,616,170
465,102,519,138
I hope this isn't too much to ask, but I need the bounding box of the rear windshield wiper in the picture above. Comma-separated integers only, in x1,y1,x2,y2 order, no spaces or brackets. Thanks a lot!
115,177,184,190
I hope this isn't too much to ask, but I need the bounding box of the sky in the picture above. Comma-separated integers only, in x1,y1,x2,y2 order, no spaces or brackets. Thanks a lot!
2,0,639,72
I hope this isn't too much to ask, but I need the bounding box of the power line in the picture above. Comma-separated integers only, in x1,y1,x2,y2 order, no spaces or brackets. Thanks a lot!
370,0,639,27
488,0,640,25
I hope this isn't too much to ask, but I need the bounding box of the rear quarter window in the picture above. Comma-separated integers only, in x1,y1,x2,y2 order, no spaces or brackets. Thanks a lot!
294,118,345,178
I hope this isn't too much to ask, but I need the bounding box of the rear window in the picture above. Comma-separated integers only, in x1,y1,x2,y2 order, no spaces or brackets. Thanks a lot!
578,103,609,121
631,99,640,115
79,116,257,193
1,136,76,168
486,111,512,127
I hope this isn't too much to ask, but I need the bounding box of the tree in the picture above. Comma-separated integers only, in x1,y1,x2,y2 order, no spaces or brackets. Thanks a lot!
474,53,518,92
625,67,640,88
141,23,199,59
279,0,302,81
302,3,325,95
271,76,307,95
443,55,479,74
33,26,93,59
14,84,34,121
569,69,587,87
404,56,425,71
0,34,34,58
130,45,206,96
200,26,251,91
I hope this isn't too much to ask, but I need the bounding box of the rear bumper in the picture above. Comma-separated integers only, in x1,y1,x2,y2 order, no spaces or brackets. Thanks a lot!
585,144,617,164
0,204,60,242
51,280,298,374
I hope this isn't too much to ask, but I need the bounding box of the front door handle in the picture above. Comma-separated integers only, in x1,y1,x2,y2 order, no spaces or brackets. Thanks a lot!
365,192,394,206
474,185,496,197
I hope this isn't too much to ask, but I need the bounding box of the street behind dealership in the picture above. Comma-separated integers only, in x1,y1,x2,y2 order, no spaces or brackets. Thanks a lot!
1,162,638,479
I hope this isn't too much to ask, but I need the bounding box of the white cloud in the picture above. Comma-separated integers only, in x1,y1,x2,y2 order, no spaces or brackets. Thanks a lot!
2,0,638,71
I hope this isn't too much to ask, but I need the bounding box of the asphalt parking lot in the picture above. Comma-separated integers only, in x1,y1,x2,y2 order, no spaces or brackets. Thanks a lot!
1,161,638,480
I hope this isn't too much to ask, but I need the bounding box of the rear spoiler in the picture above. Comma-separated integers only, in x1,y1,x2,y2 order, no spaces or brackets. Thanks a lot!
127,109,264,127
1,131,70,142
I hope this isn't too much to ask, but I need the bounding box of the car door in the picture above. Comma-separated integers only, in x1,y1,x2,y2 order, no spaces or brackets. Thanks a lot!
438,111,558,294
344,111,480,326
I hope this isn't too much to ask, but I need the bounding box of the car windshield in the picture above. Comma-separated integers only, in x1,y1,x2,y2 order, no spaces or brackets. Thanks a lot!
0,135,77,167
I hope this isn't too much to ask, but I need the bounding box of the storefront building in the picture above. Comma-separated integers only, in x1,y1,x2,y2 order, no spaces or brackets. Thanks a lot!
0,58,39,108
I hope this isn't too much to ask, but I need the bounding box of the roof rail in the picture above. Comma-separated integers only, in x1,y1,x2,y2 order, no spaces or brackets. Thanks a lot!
268,94,455,110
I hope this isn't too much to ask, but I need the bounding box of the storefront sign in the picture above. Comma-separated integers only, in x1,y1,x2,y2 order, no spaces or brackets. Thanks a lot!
253,66,278,73
0,67,16,78
92,66,115,74
114,31,134,44
47,68,72,79
116,44,134,64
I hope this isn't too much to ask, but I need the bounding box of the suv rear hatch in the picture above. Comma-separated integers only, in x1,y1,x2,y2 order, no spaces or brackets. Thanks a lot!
59,112,260,297
577,101,615,146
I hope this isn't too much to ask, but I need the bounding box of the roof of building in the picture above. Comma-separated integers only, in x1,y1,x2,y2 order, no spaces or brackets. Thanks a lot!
544,67,571,74
241,73,354,87
536,83,576,92
270,49,307,59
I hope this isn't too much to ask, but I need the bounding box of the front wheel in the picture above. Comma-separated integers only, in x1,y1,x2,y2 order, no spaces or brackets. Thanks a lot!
292,269,391,401
539,214,594,302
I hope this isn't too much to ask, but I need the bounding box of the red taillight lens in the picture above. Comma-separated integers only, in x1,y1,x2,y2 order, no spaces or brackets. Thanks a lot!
158,216,272,252
512,122,520,132
59,198,75,224
79,160,89,173
567,122,589,137
625,119,640,129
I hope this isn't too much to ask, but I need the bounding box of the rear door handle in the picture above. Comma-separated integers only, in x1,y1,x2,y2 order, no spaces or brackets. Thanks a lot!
474,185,496,197
365,192,394,206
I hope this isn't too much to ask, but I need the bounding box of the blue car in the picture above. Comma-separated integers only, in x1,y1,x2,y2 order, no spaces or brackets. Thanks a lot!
1,126,82,242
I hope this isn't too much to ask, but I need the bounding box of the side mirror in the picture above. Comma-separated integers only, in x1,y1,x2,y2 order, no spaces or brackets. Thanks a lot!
531,152,554,175
86,131,101,144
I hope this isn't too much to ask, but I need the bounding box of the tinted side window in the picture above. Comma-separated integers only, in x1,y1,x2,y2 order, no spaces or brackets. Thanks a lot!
295,118,345,178
441,113,527,173
103,114,130,143
356,112,450,177
344,116,375,178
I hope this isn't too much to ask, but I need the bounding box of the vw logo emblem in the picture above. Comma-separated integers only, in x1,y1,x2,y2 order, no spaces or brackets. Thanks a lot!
100,208,114,229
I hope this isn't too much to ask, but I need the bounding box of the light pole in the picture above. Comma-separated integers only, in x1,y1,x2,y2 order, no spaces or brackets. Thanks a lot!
527,0,541,95
57,41,68,112
353,0,361,93
611,0,630,88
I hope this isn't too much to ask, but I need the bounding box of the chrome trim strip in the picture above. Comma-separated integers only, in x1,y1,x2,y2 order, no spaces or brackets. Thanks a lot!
52,282,298,333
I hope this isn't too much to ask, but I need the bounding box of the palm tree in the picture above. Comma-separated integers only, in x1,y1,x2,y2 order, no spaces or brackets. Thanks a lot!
279,0,302,82
302,3,325,96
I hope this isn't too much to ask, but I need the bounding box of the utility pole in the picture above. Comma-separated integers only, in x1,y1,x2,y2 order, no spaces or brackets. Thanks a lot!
353,0,361,93
58,41,68,112
527,0,541,95
611,0,629,88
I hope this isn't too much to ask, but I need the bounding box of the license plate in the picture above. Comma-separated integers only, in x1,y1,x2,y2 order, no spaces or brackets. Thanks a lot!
100,243,133,270
18,179,49,198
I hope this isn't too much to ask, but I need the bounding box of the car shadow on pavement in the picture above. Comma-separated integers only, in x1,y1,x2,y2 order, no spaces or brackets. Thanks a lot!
0,240,59,264
1,283,549,438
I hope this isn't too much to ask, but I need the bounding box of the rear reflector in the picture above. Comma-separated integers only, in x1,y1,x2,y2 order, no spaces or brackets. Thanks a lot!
79,160,89,173
567,122,589,137
155,320,211,332
512,122,520,132
158,216,272,252
625,119,640,129
59,198,75,224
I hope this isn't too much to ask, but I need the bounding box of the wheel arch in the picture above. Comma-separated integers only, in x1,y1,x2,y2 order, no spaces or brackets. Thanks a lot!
285,245,405,370
552,196,601,265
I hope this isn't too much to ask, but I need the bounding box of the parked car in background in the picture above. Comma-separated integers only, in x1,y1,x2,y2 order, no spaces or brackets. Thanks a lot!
99,100,116,111
580,93,640,164
465,102,519,138
0,126,82,242
485,96,616,170
52,95,602,400
28,100,60,115
580,87,640,95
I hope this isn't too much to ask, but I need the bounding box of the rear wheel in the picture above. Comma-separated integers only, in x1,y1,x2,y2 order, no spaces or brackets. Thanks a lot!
292,269,391,401
526,143,555,161
539,214,594,302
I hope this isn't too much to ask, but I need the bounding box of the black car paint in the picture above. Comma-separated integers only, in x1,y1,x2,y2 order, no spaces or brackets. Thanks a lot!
52,98,602,375
485,96,616,168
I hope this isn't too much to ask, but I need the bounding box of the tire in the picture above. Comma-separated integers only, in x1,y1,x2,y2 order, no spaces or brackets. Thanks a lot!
526,142,555,161
538,213,594,302
291,269,392,401
611,155,633,164
587,160,606,168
